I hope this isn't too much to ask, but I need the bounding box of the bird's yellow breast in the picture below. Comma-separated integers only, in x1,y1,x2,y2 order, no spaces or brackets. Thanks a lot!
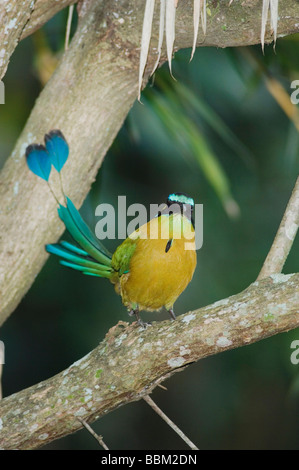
115,214,197,311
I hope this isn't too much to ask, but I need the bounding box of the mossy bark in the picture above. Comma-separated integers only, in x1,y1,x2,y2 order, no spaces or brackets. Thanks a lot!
0,273,298,449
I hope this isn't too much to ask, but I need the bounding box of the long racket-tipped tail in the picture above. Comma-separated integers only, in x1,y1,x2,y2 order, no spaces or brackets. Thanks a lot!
25,129,113,278
46,241,112,278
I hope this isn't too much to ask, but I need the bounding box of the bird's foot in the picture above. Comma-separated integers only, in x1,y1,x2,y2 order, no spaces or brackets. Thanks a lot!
168,308,176,321
128,308,151,329
137,318,152,329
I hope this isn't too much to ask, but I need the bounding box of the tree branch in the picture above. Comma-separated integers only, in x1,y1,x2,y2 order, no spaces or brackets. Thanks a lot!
257,176,299,280
0,273,298,449
143,395,199,450
0,0,76,80
20,0,77,41
1,1,299,327
77,418,109,450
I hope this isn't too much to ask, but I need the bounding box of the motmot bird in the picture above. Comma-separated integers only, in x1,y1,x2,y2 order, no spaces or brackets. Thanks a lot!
25,130,197,326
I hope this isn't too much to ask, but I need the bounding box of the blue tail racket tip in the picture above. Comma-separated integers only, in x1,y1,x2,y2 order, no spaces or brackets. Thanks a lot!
25,128,113,283
25,129,70,203
25,143,52,182
44,129,69,173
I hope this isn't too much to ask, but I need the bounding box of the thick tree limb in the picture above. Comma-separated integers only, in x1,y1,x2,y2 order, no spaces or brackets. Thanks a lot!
20,0,77,41
0,0,36,80
0,273,298,449
1,0,299,81
1,0,299,327
0,0,76,80
257,176,299,280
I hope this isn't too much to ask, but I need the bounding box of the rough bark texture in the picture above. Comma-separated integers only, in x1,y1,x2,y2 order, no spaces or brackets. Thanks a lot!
0,273,298,450
1,0,299,327
20,0,77,41
0,0,76,80
0,0,36,80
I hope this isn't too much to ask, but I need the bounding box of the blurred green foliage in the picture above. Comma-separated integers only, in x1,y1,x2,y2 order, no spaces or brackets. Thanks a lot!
0,8,299,449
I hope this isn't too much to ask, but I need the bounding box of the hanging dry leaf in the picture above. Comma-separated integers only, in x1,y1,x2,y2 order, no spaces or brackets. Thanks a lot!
165,0,176,76
270,0,278,46
201,0,206,35
191,0,200,61
261,0,270,52
138,0,280,99
152,0,166,75
139,0,156,100
191,0,206,61
261,0,279,51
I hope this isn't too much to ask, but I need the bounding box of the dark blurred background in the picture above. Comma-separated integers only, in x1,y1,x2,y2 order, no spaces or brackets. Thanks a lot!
0,8,299,450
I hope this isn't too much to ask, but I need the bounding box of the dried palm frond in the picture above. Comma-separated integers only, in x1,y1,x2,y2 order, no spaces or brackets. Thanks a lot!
138,0,280,99
139,0,156,99
152,0,166,75
230,0,279,51
191,0,206,60
139,0,177,98
267,0,279,50
139,0,208,98
165,0,176,76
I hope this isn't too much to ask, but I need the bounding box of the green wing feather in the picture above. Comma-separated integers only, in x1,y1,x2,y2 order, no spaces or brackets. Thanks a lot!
112,237,137,276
